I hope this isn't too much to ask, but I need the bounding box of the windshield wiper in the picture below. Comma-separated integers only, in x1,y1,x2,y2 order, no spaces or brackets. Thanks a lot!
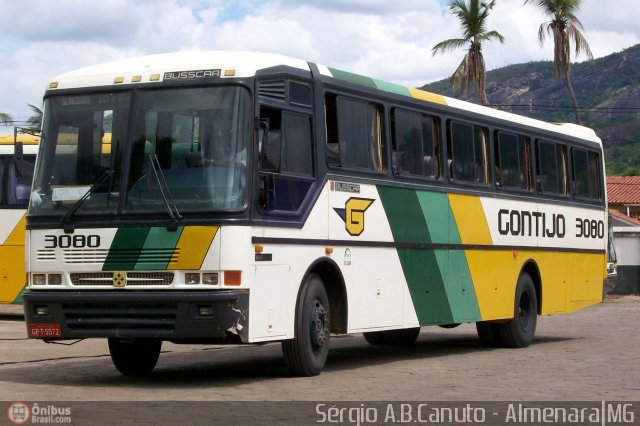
148,153,182,224
61,169,114,232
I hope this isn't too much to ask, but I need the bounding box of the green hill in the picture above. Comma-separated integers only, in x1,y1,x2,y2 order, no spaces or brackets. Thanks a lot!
420,44,640,175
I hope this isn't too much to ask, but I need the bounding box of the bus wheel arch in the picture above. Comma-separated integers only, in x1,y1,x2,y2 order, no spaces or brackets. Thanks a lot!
306,258,348,334
520,260,542,315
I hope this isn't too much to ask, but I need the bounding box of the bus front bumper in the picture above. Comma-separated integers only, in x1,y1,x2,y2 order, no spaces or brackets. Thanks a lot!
22,290,249,342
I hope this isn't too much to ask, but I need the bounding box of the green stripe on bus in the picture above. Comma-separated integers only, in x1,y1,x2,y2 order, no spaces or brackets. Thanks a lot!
11,290,24,304
103,227,151,271
373,80,412,97
418,192,481,323
378,186,455,325
328,68,378,89
134,226,184,270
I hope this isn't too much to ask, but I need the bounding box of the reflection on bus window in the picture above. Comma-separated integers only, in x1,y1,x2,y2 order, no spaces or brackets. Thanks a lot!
325,94,384,173
392,109,440,179
537,140,568,196
0,155,36,207
572,148,602,200
448,121,488,184
495,131,532,191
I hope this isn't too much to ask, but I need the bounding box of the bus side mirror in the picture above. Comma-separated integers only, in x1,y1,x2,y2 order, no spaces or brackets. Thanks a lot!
14,141,24,176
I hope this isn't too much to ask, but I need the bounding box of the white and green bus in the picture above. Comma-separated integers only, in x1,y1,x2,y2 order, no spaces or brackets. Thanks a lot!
23,51,608,376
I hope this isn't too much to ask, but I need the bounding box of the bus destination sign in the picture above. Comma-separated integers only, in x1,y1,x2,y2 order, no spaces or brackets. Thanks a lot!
164,69,221,81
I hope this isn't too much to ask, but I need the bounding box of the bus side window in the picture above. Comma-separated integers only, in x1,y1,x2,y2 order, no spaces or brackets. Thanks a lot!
392,108,440,179
0,156,6,206
536,140,568,196
448,120,488,184
495,131,532,191
258,106,314,212
325,94,385,173
572,148,602,200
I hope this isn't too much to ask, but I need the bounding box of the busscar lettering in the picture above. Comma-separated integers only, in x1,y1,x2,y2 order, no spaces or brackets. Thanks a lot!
334,182,360,193
163,69,221,81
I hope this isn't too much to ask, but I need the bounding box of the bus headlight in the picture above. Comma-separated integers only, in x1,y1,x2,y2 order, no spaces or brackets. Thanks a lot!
185,273,200,285
33,274,46,285
203,273,219,285
48,274,63,285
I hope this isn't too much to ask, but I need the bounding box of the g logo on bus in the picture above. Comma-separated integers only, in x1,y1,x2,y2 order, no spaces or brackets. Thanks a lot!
334,198,375,236
113,272,126,287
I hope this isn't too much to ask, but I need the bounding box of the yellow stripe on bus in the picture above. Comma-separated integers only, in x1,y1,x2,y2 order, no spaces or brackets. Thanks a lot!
0,214,27,303
447,193,492,245
447,194,509,319
168,226,219,270
407,88,448,106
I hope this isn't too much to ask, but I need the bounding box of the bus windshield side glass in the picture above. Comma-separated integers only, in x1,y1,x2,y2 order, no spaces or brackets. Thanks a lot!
30,86,251,216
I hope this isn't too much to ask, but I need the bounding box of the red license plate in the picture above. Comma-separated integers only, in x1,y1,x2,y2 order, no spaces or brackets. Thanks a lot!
29,323,62,338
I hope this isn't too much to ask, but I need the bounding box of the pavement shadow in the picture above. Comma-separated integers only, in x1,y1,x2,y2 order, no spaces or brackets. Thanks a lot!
0,330,574,390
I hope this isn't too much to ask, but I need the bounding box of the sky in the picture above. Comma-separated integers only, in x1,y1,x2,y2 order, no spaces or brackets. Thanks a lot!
1,0,638,127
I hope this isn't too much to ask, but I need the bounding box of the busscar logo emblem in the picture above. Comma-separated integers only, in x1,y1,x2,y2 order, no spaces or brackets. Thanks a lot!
334,198,375,236
113,272,126,287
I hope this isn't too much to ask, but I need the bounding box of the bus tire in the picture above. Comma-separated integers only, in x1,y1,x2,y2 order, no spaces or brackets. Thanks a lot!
108,338,162,375
282,274,330,376
475,322,503,347
498,273,538,348
363,327,420,346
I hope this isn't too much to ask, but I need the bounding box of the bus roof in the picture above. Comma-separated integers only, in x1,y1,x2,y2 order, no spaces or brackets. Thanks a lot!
47,51,310,91
46,50,601,145
0,133,40,145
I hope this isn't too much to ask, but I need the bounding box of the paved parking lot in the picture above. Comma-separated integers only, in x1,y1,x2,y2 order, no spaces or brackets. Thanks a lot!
0,297,638,424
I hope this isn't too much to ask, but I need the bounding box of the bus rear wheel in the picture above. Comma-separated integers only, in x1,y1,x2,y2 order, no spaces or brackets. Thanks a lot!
108,338,162,375
363,327,420,346
498,272,538,348
282,274,330,376
475,322,503,347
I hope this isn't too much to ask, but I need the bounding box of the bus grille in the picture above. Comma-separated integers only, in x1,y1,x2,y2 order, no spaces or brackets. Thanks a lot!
62,302,177,334
62,249,109,263
36,249,56,261
54,248,179,265
70,272,174,286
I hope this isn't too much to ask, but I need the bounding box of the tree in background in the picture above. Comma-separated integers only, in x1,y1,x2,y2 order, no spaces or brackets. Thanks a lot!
432,0,504,105
524,0,593,125
25,104,43,134
0,113,12,125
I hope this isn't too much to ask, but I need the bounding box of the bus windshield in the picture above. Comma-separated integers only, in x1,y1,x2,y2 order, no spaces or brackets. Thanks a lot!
30,86,251,217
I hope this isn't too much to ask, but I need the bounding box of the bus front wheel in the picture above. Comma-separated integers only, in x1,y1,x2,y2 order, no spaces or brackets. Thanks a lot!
282,274,331,376
108,338,162,375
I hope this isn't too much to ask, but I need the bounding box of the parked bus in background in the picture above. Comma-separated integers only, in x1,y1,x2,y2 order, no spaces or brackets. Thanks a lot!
0,132,38,303
23,51,609,376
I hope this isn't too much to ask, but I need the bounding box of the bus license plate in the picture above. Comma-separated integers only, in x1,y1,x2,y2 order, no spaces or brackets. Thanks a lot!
29,324,61,338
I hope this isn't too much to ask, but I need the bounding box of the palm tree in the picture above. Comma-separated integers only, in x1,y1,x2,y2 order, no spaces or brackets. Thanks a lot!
524,0,593,124
432,0,505,105
25,103,43,134
0,113,12,125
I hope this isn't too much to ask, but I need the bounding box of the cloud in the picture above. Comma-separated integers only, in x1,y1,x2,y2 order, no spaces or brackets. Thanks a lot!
0,0,638,122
